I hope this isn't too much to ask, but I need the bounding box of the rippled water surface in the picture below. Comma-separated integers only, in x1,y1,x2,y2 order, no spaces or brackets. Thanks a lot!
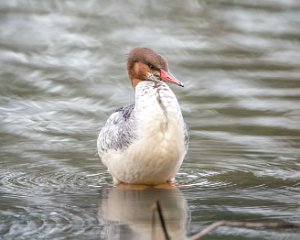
1,0,300,239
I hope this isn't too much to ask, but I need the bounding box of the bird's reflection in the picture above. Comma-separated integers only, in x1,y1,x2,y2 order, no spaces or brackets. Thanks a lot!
98,186,189,240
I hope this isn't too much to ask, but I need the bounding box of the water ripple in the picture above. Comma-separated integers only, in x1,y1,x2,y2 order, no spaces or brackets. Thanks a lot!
0,169,111,197
0,205,100,239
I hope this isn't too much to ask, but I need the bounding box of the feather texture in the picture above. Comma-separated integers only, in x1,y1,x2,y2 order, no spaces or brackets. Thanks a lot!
97,81,188,184
97,104,136,153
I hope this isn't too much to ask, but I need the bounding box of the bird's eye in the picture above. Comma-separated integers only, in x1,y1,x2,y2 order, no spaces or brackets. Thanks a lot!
148,64,155,70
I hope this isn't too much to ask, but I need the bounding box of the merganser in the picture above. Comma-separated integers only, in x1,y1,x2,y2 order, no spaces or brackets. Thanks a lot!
97,47,188,185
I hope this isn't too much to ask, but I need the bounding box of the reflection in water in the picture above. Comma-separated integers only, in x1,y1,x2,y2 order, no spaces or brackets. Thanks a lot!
98,187,189,240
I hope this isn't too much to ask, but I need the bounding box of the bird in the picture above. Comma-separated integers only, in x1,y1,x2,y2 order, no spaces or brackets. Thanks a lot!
97,47,188,185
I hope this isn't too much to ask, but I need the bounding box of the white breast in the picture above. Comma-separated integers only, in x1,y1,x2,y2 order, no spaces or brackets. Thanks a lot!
102,81,186,185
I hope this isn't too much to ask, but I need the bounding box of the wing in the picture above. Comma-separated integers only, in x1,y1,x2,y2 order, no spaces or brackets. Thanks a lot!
97,104,136,155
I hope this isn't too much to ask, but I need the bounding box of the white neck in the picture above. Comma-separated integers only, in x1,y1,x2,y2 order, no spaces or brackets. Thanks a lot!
133,80,184,139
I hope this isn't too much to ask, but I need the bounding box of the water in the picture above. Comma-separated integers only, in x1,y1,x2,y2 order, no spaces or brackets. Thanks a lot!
0,0,300,239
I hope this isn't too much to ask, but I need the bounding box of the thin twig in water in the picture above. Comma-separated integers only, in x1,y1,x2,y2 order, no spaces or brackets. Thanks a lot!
188,221,300,240
154,200,170,240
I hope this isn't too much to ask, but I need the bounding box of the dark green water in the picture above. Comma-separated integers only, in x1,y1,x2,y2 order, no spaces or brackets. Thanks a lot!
0,1,300,239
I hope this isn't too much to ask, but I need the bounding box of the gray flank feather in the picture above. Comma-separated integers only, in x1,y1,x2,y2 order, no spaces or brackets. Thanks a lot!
98,104,136,153
183,121,189,150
